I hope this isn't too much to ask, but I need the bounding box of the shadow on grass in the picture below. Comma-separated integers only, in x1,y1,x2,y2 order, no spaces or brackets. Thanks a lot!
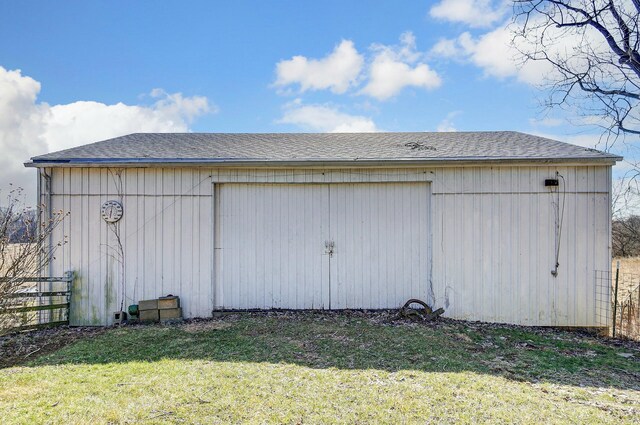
16,312,640,390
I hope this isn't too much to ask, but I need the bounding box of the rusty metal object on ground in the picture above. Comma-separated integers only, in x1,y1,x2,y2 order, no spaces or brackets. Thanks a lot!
397,299,444,322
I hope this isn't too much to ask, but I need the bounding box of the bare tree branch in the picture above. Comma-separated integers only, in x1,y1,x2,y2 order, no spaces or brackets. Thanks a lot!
0,187,68,331
512,0,640,137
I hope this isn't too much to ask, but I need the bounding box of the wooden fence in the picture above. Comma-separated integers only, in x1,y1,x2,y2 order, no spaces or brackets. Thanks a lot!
0,271,73,334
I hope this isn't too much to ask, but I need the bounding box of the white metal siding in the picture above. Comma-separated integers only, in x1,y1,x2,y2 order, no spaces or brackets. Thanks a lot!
430,166,611,326
47,168,213,325
43,164,611,326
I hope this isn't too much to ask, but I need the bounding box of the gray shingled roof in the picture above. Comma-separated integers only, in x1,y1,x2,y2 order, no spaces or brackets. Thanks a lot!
27,132,621,166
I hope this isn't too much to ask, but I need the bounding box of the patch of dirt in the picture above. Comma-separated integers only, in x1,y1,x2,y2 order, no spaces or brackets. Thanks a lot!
180,319,232,333
0,326,104,369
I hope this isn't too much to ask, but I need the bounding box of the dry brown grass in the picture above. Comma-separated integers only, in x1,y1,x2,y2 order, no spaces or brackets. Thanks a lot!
612,257,640,300
0,243,38,275
612,258,640,341
615,257,640,277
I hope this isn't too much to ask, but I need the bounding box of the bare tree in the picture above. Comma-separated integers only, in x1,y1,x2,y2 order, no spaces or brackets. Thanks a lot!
512,1,640,252
612,215,640,255
512,1,640,141
0,187,67,331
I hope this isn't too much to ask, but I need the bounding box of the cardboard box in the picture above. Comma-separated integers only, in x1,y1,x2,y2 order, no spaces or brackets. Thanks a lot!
159,308,182,320
139,309,159,322
139,299,158,311
158,296,180,310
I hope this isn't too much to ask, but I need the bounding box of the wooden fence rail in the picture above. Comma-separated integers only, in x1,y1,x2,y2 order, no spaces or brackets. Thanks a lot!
0,271,74,334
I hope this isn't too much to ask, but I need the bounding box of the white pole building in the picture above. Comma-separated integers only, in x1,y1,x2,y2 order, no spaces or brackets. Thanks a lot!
25,132,621,326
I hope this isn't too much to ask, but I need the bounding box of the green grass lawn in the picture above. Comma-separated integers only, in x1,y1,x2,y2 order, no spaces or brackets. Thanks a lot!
1,312,639,424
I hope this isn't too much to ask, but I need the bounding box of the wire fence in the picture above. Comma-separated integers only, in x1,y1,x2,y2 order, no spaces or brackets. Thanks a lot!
595,267,640,340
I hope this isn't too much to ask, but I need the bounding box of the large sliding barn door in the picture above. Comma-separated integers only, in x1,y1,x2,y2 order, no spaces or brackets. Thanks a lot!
329,183,430,309
215,184,330,309
215,182,430,310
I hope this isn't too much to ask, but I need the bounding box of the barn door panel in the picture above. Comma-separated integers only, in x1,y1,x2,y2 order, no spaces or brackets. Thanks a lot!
328,183,431,309
215,183,330,309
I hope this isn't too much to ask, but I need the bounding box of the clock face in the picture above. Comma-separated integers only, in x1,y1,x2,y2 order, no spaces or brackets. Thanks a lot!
101,200,123,223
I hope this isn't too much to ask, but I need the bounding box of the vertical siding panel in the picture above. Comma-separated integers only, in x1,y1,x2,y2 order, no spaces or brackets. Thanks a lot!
293,184,301,308
452,177,462,316
98,171,107,324
283,185,292,308
249,183,257,308
164,187,176,298
79,172,90,324
198,189,212,317
67,175,82,321
178,172,191,316
420,183,429,305
295,185,304,308
144,187,156,302
347,185,356,308
372,185,382,309
307,184,317,307
238,184,247,309
176,172,183,308
255,184,265,309
557,182,570,325
264,185,273,308
196,187,204,316
428,184,439,308
231,184,240,308
216,185,225,308
470,187,480,320
137,170,146,308
398,184,406,305
381,184,391,308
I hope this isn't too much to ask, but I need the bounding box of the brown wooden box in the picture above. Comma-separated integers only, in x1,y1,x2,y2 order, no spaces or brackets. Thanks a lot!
159,308,182,320
139,299,158,311
139,309,159,322
158,296,180,310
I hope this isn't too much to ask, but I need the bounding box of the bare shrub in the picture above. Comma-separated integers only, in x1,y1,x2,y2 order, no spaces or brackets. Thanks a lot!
0,187,68,331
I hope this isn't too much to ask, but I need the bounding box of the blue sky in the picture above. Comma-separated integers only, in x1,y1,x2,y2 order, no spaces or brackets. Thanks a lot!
0,1,625,200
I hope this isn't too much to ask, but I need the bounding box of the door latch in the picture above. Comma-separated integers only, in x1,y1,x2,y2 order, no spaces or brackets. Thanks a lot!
324,240,335,257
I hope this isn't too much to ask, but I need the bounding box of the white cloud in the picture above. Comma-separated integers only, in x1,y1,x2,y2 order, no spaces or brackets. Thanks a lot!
436,111,461,132
430,10,612,89
278,100,378,132
0,67,48,204
430,25,555,85
360,32,441,100
44,90,213,153
529,117,564,128
0,66,214,202
274,33,441,101
274,40,364,94
429,38,461,59
429,0,507,28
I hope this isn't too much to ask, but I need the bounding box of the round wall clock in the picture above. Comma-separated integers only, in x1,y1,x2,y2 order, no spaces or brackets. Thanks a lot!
101,200,123,223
